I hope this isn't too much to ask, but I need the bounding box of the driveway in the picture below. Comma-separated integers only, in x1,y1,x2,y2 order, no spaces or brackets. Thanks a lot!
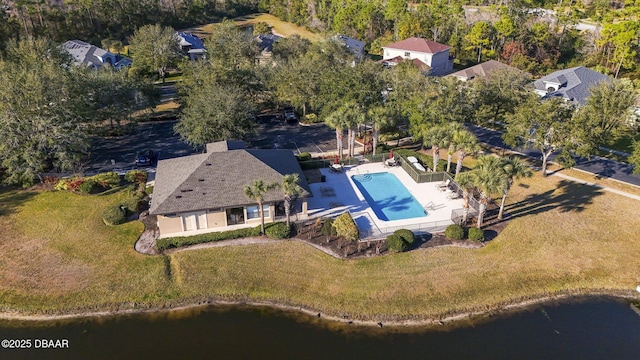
467,124,640,187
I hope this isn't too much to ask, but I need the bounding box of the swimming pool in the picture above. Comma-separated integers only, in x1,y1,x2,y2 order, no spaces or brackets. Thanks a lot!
351,172,427,221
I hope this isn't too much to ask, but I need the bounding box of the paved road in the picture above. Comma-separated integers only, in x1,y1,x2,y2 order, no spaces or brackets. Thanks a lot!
467,124,640,187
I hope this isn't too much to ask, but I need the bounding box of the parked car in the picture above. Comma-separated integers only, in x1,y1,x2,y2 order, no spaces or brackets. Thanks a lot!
135,150,157,167
284,107,297,123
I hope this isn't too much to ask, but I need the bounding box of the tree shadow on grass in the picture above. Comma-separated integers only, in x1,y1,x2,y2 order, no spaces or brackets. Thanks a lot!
0,188,38,217
501,179,604,221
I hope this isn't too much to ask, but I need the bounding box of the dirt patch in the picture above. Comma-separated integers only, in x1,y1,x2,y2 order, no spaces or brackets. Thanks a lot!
135,211,159,255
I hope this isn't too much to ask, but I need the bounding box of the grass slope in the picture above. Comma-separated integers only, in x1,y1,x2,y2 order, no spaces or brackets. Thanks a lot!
193,13,322,42
0,172,639,320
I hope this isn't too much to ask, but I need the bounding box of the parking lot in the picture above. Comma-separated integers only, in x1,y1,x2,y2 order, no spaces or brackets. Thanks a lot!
87,121,195,174
86,116,343,175
248,114,345,155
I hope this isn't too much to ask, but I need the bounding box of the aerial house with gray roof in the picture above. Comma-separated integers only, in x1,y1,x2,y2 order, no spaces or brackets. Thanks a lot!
533,66,610,105
149,140,312,238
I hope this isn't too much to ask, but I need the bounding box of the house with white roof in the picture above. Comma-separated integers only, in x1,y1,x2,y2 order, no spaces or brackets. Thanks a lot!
381,37,453,75
62,40,132,70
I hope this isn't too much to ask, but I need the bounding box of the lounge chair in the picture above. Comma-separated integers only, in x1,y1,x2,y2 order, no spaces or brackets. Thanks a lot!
329,164,343,173
447,192,461,200
436,179,451,191
413,162,426,172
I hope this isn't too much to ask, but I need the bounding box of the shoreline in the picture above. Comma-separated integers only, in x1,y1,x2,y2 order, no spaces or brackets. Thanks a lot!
1,289,638,327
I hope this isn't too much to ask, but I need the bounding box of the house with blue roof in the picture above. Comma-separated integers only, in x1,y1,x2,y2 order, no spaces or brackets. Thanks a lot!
62,40,132,70
533,66,610,105
334,34,366,61
176,32,207,61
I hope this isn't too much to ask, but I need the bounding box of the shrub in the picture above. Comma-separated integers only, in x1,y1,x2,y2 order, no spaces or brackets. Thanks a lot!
296,152,312,161
88,172,121,189
78,179,97,194
102,205,126,226
303,113,321,123
467,227,484,241
125,170,148,184
121,194,144,214
321,218,337,236
265,222,292,239
54,178,71,191
386,234,408,252
445,224,465,240
333,212,359,242
66,178,85,192
394,229,415,246
156,225,262,251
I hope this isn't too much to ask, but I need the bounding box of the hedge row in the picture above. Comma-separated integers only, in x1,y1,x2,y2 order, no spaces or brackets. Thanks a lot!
445,224,484,241
157,226,262,251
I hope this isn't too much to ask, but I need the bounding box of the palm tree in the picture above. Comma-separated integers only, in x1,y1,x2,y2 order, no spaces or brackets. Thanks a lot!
340,102,365,158
324,108,347,159
243,180,279,235
453,129,480,176
281,173,304,228
469,155,506,228
423,126,449,172
455,172,475,225
368,105,395,156
443,123,462,173
497,156,532,220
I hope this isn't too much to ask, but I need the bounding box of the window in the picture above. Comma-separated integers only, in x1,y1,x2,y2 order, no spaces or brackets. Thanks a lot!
226,207,245,225
246,204,269,220
404,52,410,57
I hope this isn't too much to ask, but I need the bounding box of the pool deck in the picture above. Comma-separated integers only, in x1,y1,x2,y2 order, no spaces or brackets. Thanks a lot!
305,163,465,239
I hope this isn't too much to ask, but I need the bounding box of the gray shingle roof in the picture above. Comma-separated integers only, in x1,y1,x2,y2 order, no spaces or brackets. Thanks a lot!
533,66,610,105
149,142,312,215
61,40,131,69
447,60,517,81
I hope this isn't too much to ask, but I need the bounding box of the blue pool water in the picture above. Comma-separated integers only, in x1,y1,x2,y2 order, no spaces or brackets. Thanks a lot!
351,172,426,221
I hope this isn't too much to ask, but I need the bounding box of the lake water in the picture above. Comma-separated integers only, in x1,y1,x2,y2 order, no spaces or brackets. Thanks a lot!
1,297,639,360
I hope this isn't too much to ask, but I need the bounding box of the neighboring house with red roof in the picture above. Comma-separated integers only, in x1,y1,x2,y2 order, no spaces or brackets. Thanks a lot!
149,140,312,238
381,37,453,75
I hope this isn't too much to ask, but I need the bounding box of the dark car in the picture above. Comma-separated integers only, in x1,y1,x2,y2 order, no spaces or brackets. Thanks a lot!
135,150,156,167
284,107,297,123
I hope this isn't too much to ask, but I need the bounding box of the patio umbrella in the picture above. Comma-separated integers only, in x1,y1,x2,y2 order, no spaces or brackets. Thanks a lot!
334,155,339,165
389,149,394,159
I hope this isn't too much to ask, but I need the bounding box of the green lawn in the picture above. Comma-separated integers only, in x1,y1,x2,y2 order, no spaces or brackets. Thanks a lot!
192,13,323,42
1,173,640,320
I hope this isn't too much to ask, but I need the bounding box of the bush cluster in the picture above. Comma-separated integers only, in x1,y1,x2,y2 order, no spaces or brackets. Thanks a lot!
88,172,121,188
55,172,122,193
333,212,359,242
102,205,126,226
445,224,465,240
264,222,292,239
156,226,262,251
125,170,148,184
